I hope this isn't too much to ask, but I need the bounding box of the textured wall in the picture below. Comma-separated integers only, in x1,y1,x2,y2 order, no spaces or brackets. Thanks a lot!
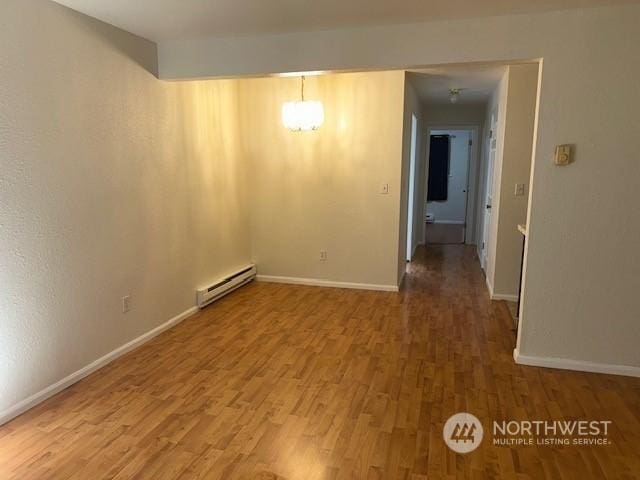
0,1,251,414
238,72,405,288
3,0,640,423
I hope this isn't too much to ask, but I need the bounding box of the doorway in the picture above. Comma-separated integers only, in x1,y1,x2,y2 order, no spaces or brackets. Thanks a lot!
425,128,473,244
406,114,418,261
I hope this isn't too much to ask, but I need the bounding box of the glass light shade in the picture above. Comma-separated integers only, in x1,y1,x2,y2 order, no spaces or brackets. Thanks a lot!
282,100,325,131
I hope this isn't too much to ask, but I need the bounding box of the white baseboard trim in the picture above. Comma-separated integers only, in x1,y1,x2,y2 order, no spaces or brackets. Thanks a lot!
0,305,199,426
485,275,494,297
490,292,519,302
514,348,640,378
484,275,518,302
256,275,399,292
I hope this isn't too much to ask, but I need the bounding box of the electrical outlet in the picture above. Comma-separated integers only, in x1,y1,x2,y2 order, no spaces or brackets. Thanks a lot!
379,183,389,194
122,295,131,313
319,250,328,261
515,183,526,196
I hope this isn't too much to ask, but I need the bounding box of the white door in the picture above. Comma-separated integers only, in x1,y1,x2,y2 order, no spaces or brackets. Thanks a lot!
406,114,418,261
481,112,497,270
445,131,471,226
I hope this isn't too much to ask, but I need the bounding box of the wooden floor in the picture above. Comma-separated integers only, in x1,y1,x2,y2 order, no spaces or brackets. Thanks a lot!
1,245,639,479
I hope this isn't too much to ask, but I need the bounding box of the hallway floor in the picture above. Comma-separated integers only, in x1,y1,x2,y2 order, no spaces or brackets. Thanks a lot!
1,245,639,479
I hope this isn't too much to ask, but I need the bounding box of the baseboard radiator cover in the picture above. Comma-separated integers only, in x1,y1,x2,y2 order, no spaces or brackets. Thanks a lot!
197,264,256,308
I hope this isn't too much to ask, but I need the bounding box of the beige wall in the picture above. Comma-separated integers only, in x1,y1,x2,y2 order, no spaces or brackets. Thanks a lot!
425,105,486,128
237,71,405,289
490,64,539,297
485,65,539,297
158,5,640,370
0,1,251,416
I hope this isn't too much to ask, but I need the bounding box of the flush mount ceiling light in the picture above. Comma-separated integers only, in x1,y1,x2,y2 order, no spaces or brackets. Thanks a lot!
282,76,325,131
449,88,465,104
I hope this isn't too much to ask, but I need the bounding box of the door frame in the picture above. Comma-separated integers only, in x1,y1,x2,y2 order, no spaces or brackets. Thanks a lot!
406,114,419,261
478,110,497,271
423,125,481,245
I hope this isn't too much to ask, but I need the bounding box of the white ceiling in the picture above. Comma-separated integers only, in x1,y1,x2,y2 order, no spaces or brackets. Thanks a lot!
52,0,638,42
407,65,509,106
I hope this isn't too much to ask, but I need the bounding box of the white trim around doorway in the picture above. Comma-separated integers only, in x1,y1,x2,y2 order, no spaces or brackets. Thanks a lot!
424,125,481,246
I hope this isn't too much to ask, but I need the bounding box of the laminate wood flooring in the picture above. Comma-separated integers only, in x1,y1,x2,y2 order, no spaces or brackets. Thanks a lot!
1,245,639,479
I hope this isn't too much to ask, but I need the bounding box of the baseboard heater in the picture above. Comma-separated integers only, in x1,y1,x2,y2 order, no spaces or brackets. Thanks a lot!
196,264,256,308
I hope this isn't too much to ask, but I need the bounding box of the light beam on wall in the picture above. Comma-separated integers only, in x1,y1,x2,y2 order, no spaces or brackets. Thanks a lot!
282,76,324,131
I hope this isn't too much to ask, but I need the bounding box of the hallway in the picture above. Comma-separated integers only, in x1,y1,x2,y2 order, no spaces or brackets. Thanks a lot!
1,246,639,479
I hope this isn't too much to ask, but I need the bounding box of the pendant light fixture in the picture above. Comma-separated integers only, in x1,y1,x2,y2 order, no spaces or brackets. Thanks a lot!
282,76,325,131
449,88,463,104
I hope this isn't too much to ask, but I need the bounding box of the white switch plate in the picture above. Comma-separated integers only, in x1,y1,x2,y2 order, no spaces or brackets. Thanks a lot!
320,250,328,261
379,183,389,194
122,295,131,313
515,183,526,196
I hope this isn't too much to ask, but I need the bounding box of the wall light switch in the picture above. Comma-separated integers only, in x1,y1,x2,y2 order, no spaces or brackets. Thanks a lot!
379,183,389,194
515,183,526,196
122,295,131,313
554,144,572,166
